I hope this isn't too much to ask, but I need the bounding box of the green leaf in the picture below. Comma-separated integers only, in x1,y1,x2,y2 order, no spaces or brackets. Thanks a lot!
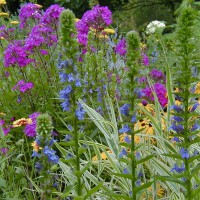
155,175,186,187
132,181,153,194
0,178,6,188
59,141,75,147
80,162,92,175
78,147,86,156
84,182,103,199
104,193,131,200
136,155,154,165
162,153,182,160
74,196,84,200
112,173,133,180
191,186,200,199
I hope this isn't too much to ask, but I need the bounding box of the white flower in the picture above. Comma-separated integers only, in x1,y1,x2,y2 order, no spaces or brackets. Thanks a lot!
146,20,165,34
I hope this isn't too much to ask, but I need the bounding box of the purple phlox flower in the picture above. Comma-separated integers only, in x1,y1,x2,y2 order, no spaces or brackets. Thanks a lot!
0,148,8,155
76,103,85,120
171,163,185,173
40,5,64,28
169,122,184,134
171,116,184,123
119,148,127,158
123,168,129,174
65,134,72,142
40,49,49,55
24,112,40,137
19,3,42,29
4,40,34,68
180,148,190,159
120,104,130,116
135,180,141,186
142,53,149,66
25,24,57,52
3,126,10,135
119,124,131,133
190,102,199,112
4,71,10,77
141,83,167,107
115,38,127,56
76,5,112,46
0,26,15,41
0,119,5,126
139,76,147,83
150,69,165,81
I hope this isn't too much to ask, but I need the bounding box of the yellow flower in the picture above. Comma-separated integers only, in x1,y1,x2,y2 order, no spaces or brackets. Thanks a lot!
74,18,80,23
13,118,32,128
103,28,115,34
31,141,42,152
98,34,108,39
0,36,5,40
34,4,42,8
0,112,6,116
119,133,140,144
92,150,112,161
195,82,200,94
0,12,9,17
137,103,155,116
0,0,6,5
10,20,19,25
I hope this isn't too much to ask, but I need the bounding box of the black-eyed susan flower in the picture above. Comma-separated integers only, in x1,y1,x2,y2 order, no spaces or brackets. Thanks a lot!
31,141,42,152
10,21,19,25
13,118,32,128
103,28,115,34
0,0,6,5
0,12,9,17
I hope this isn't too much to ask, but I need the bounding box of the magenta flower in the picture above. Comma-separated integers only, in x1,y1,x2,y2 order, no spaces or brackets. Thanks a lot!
25,24,57,52
40,4,64,28
142,82,167,107
4,40,34,68
0,148,8,155
24,112,40,137
76,5,112,46
13,80,34,93
115,38,127,56
19,3,42,29
150,69,165,81
142,53,149,66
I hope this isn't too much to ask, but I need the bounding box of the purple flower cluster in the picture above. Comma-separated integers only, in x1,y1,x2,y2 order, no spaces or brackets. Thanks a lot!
115,38,127,56
4,40,34,68
150,69,165,81
0,25,15,41
13,80,34,93
24,112,40,137
141,83,167,107
76,5,112,46
142,53,149,66
25,24,57,52
19,3,42,29
40,5,64,28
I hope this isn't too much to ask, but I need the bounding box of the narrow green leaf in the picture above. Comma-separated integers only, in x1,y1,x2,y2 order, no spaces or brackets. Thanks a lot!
132,181,153,194
136,155,154,165
112,173,133,180
84,182,103,199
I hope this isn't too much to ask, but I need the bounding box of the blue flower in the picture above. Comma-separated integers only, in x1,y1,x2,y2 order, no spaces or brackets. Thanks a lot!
124,135,131,143
119,124,131,133
135,179,141,186
190,102,199,112
119,148,127,158
66,152,73,159
61,100,71,111
131,114,137,123
170,105,183,113
190,124,200,131
171,163,185,173
59,85,72,99
75,103,85,120
180,148,190,159
59,72,68,83
43,146,59,164
48,154,59,164
67,73,74,82
35,162,42,172
123,168,129,174
120,104,130,116
65,134,72,142
169,122,184,134
75,79,81,87
138,171,143,178
171,137,181,142
135,152,141,159
171,116,184,122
